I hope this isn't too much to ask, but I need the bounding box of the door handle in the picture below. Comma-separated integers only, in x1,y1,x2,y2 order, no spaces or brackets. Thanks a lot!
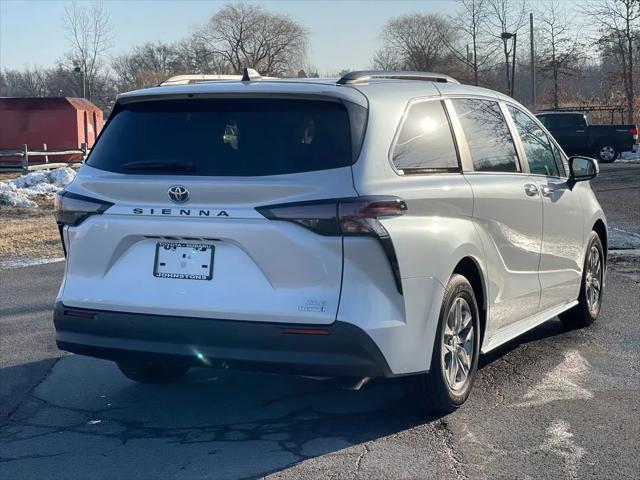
575,130,585,133
540,185,554,197
524,184,539,196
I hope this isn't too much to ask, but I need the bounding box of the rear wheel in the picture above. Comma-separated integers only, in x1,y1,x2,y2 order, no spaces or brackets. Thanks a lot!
413,274,480,414
117,360,189,384
596,143,619,163
559,232,604,328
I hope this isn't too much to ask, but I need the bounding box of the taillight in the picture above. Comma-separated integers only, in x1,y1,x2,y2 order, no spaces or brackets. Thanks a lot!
256,196,407,293
630,127,638,139
54,191,113,257
256,196,407,236
255,200,339,235
54,191,113,227
339,198,407,236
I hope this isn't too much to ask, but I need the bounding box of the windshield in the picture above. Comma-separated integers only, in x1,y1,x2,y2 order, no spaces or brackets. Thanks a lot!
87,98,366,176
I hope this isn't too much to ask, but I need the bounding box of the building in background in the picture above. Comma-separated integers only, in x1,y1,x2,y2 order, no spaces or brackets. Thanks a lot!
0,97,103,163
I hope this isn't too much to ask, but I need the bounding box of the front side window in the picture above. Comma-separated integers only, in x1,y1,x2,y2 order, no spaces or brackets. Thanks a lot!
451,98,519,173
550,141,568,177
391,100,459,172
507,105,563,177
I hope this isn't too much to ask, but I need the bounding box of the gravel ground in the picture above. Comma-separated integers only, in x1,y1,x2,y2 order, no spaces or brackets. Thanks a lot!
0,201,63,263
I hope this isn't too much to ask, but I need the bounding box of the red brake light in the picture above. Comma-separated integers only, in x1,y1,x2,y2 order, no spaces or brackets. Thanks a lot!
630,127,638,138
339,198,407,236
256,196,407,236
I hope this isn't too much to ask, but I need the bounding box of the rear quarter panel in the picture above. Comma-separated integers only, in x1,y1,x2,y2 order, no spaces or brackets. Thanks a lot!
348,86,485,373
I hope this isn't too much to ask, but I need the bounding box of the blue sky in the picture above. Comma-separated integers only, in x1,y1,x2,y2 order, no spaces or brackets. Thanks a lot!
1,0,466,73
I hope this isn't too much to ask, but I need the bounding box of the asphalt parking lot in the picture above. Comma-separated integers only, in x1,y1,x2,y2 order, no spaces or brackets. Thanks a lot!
1,163,638,480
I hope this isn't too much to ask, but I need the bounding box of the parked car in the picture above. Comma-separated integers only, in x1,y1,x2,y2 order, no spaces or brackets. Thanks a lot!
536,111,639,163
54,70,607,413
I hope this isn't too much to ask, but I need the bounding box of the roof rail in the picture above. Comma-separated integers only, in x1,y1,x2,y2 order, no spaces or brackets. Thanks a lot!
159,74,243,86
337,70,460,85
159,69,265,86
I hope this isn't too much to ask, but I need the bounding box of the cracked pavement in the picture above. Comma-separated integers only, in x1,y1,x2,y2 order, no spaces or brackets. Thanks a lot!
1,163,638,479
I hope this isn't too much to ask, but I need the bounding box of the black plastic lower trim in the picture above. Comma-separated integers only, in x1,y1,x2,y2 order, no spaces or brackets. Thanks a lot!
54,303,394,378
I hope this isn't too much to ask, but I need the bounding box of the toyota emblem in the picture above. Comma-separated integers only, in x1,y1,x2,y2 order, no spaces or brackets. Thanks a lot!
167,185,190,203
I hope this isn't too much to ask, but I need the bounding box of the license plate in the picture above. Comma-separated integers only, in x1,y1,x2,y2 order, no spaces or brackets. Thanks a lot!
153,242,214,280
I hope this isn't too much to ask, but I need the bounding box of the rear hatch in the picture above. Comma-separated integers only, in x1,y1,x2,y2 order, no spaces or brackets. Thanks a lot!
59,94,367,324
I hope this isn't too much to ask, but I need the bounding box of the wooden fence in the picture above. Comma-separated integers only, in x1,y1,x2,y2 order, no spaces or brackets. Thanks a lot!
0,143,88,173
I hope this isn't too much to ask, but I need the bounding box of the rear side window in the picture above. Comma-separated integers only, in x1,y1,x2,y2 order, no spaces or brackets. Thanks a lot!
545,114,585,129
391,100,459,172
87,98,366,176
508,105,563,177
451,98,519,173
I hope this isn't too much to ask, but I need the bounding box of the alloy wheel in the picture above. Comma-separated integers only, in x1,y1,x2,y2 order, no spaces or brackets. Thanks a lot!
585,245,602,316
599,146,616,162
442,296,475,392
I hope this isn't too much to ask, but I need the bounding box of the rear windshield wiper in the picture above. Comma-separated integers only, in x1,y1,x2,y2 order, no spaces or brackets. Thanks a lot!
121,160,195,171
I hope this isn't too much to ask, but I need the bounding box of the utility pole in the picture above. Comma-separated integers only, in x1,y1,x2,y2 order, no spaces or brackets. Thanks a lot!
511,33,517,97
530,12,536,112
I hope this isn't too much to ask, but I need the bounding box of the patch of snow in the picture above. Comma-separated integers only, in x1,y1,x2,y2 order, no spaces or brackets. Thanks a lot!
514,350,593,407
608,248,640,257
0,167,76,208
540,420,586,480
609,227,640,249
618,150,640,163
0,257,65,270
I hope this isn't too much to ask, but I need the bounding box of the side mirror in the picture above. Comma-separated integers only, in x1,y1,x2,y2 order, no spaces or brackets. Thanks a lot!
568,156,599,186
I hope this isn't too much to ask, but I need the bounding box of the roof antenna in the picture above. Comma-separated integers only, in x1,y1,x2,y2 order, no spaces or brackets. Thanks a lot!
241,67,262,82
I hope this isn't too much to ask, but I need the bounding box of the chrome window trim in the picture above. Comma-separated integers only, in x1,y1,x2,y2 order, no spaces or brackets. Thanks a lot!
498,101,528,173
387,96,463,176
446,96,525,174
504,101,569,179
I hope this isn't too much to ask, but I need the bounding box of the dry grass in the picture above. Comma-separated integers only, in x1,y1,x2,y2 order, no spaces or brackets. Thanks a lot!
0,172,21,182
0,197,63,261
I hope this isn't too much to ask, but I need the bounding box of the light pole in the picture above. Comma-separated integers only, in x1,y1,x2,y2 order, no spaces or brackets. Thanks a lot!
73,65,86,98
501,31,517,97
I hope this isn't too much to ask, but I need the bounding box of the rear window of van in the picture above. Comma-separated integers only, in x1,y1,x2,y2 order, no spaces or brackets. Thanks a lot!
87,98,366,176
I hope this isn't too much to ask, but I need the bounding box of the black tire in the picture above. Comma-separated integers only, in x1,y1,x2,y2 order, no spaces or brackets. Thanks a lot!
413,274,481,414
117,360,189,384
595,142,619,163
559,232,605,329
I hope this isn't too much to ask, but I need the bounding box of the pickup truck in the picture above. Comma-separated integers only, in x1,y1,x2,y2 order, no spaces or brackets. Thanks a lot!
536,112,639,163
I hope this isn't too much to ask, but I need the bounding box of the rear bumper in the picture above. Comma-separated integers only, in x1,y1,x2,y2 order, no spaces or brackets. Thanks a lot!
53,302,394,378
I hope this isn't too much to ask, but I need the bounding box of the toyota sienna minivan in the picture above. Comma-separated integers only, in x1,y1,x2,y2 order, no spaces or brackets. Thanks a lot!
54,70,607,413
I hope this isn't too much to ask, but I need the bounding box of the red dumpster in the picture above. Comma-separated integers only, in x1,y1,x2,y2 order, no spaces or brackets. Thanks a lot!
0,97,104,164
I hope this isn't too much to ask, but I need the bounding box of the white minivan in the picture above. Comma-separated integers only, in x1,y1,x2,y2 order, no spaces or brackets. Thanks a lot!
54,70,607,413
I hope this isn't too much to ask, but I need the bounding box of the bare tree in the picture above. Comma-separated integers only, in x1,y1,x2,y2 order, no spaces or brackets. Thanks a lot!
62,1,112,100
0,68,50,97
486,0,527,95
373,14,455,72
195,3,308,76
537,1,584,108
583,0,640,123
112,42,182,90
173,35,232,75
372,47,402,70
443,0,497,85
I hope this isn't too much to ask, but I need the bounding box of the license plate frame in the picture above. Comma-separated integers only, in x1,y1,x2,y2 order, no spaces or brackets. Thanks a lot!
153,242,214,280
